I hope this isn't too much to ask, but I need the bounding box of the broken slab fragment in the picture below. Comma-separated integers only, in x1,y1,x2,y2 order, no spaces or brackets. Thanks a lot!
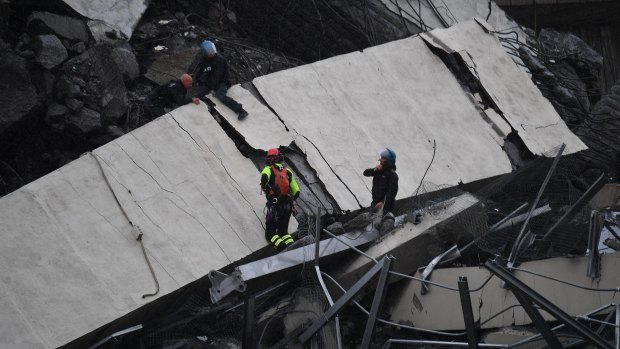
421,20,587,156
388,252,620,330
253,36,512,210
0,103,270,348
61,0,148,39
332,193,484,289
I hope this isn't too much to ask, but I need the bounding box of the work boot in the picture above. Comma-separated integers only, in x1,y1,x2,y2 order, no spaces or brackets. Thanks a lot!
237,108,248,120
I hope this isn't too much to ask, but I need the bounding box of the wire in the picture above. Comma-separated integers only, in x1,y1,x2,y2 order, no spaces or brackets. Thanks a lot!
414,139,436,197
256,309,320,348
389,270,495,292
508,266,620,292
319,271,467,337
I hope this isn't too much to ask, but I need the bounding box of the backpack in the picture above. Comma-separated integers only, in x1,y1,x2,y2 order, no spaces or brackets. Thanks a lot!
270,165,290,198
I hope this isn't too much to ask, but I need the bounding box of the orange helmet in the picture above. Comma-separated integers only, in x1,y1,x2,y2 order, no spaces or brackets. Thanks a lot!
266,148,280,164
180,73,193,89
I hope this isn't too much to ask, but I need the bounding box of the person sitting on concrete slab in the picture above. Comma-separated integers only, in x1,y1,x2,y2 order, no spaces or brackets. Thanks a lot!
143,73,200,119
261,148,300,252
363,148,399,216
195,40,248,120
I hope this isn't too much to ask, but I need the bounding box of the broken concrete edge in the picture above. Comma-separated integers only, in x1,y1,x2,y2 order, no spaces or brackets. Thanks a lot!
419,32,537,170
332,193,483,291
247,81,365,209
205,88,342,216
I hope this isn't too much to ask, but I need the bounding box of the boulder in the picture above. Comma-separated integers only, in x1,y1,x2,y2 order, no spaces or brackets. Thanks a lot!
0,51,38,133
65,98,84,112
539,29,603,79
87,19,126,44
27,12,89,42
110,41,139,79
67,107,101,133
62,45,127,123
68,41,86,54
55,75,81,98
33,34,68,69
45,102,68,125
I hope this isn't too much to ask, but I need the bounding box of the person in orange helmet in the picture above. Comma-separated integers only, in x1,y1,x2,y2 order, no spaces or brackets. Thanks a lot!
143,73,200,119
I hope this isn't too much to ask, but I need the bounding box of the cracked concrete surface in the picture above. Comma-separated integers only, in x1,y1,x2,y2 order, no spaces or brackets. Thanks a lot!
0,18,591,348
421,20,587,155
0,102,270,348
253,34,513,209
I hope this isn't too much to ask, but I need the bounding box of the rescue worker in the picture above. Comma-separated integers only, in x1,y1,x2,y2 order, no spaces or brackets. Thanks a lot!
143,73,200,119
195,40,248,120
363,148,399,216
260,148,300,252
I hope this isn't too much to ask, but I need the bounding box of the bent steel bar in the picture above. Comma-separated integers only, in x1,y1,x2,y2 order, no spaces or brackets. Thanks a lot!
299,257,390,344
485,258,613,349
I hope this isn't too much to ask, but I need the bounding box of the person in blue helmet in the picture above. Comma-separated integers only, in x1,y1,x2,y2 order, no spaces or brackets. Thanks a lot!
195,40,248,120
363,148,399,215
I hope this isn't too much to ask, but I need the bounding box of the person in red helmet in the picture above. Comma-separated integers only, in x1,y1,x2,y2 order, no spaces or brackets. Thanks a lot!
260,148,300,252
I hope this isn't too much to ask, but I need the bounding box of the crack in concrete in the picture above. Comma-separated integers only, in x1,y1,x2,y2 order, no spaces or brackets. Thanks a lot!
164,197,232,264
307,65,363,207
299,133,362,208
523,122,560,130
169,115,265,229
92,151,180,285
196,187,254,252
116,142,175,195
129,133,179,186
58,167,133,244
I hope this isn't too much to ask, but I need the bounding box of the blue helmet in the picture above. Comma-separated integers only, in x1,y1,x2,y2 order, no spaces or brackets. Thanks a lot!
380,148,396,167
200,40,217,56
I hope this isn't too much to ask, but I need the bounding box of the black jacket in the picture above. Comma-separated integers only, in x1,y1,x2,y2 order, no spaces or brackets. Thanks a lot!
363,166,398,214
148,80,192,107
195,53,230,92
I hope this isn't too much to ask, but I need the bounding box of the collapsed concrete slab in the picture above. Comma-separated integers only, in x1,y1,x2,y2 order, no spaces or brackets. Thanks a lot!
62,0,149,39
210,85,294,150
388,252,620,331
421,20,587,155
331,193,484,288
252,35,513,210
381,0,524,35
0,103,271,348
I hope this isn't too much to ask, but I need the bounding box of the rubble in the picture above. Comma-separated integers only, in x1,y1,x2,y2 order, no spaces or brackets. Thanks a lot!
32,34,68,69
1,1,620,349
0,51,38,133
26,12,89,43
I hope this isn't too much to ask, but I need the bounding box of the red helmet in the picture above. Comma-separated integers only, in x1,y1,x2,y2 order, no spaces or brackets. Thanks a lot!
266,148,280,164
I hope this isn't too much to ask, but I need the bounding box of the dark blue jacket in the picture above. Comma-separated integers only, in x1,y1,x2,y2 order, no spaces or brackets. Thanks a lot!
196,53,230,92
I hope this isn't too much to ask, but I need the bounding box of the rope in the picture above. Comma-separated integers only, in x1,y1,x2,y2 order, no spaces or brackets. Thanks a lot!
90,152,160,298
